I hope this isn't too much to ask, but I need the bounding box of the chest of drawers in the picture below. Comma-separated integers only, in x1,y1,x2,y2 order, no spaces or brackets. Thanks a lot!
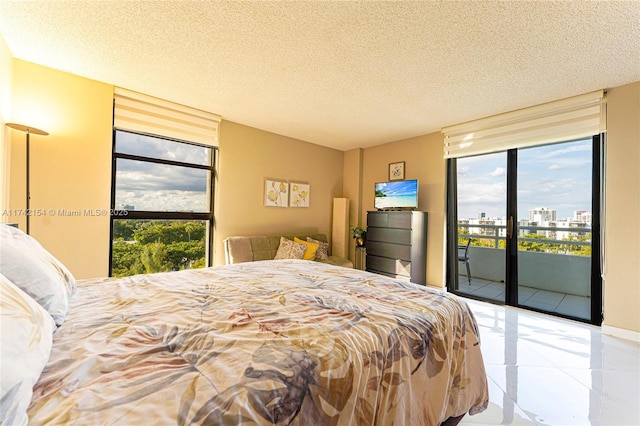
365,210,428,285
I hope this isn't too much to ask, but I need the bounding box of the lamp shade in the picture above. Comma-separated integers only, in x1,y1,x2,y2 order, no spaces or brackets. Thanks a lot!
6,123,49,136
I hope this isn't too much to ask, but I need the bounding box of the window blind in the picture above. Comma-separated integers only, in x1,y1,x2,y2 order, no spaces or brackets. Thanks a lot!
442,90,606,159
113,87,220,146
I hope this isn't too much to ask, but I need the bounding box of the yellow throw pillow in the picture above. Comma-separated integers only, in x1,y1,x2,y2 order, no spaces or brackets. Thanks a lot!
294,237,319,261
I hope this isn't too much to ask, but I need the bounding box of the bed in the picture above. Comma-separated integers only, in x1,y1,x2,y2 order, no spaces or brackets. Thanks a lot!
0,224,488,425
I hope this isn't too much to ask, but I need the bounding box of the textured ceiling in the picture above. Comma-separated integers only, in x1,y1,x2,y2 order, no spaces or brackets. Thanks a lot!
1,1,638,151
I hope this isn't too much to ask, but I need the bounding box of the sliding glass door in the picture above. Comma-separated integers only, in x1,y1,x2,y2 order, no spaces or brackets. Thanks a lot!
448,137,603,325
453,152,507,302
516,141,594,320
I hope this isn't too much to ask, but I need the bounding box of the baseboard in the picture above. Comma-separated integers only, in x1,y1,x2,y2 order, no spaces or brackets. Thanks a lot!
601,324,640,343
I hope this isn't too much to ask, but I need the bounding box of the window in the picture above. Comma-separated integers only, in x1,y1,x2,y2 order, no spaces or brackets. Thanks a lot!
447,137,602,324
109,130,215,277
443,91,605,324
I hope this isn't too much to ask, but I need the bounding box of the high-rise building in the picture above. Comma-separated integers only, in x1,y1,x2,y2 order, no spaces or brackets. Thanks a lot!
574,210,591,224
529,207,556,223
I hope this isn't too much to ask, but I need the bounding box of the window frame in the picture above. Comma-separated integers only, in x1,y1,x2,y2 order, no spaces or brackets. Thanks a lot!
108,129,216,276
446,135,603,325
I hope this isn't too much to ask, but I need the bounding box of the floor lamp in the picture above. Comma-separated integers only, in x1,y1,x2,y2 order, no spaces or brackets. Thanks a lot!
5,123,49,235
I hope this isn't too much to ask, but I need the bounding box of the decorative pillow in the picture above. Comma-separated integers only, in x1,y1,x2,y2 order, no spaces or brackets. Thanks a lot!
293,237,319,261
274,237,306,260
0,273,55,426
307,237,329,260
0,224,76,326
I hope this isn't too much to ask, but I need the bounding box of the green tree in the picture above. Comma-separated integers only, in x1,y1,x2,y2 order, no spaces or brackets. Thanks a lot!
113,220,138,241
166,240,205,270
458,225,590,256
183,222,204,241
140,242,171,274
561,234,592,256
517,233,548,252
191,258,206,269
111,240,145,277
112,220,208,277
458,227,501,248
134,221,206,245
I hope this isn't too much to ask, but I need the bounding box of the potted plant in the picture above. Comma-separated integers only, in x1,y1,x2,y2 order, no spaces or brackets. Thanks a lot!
352,226,367,247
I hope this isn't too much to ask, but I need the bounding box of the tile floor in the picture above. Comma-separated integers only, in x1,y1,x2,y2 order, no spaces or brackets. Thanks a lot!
456,277,591,320
459,297,640,426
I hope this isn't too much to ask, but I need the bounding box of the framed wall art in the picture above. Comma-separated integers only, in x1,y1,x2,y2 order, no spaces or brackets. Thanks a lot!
389,161,405,181
289,182,310,207
265,179,289,207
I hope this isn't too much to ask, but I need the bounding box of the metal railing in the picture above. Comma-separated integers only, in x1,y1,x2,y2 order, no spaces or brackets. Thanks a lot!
458,223,591,250
456,223,593,297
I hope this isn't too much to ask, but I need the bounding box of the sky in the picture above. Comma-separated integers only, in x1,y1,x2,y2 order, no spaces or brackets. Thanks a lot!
114,132,211,212
114,132,592,217
457,139,593,220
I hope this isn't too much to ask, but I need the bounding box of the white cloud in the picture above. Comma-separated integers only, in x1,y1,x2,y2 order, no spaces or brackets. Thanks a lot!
458,166,471,175
116,190,208,212
456,140,593,219
546,142,592,158
489,167,506,177
457,181,507,218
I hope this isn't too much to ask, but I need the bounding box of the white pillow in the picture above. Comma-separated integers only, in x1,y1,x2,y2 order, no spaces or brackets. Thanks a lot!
0,224,76,326
273,237,306,260
0,273,55,426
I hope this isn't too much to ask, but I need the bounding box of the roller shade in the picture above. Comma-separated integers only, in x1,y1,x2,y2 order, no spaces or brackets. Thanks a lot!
114,87,220,146
442,90,606,159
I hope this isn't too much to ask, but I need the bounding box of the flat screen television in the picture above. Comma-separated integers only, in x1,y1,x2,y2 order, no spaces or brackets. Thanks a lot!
374,179,419,210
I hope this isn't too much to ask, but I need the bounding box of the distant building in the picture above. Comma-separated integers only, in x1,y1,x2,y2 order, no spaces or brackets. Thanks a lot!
526,207,590,239
529,207,556,223
574,210,591,224
459,207,591,246
462,217,507,241
518,219,537,237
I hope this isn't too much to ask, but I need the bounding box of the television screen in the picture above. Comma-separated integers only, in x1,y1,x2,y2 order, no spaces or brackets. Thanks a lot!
374,179,418,210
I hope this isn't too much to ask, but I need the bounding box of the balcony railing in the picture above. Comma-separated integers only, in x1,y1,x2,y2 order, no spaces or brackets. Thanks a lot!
458,223,591,250
457,223,592,297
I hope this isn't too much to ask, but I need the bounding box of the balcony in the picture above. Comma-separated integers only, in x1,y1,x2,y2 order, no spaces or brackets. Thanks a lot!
455,223,592,320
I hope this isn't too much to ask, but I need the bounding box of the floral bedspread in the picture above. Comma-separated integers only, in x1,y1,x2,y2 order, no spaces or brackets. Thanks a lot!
28,260,488,425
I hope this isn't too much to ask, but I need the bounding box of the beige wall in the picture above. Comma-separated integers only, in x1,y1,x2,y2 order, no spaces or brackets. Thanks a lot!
1,35,12,213
603,81,640,335
358,86,640,338
5,56,639,335
5,61,345,277
361,133,446,288
343,148,363,261
212,121,345,265
7,60,113,279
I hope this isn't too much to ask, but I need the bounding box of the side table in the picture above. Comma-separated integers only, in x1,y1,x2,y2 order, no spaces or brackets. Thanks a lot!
355,246,366,270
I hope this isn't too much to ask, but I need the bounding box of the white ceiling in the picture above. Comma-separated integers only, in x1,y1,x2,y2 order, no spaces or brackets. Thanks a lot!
1,1,638,151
